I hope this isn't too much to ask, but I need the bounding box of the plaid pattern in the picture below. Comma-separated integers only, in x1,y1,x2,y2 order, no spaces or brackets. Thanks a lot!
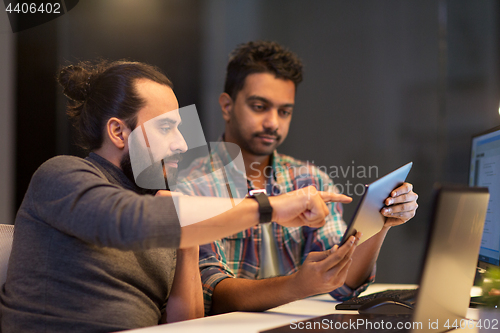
177,141,375,314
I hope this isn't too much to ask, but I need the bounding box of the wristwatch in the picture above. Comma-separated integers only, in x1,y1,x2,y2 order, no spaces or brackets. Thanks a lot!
247,189,273,223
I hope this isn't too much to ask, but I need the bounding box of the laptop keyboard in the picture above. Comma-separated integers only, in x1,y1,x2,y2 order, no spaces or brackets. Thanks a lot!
335,288,418,310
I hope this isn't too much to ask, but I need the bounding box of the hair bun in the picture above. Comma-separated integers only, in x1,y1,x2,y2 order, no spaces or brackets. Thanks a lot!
58,64,92,102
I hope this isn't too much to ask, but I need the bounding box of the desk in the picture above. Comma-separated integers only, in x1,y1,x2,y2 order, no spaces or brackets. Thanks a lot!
124,283,487,333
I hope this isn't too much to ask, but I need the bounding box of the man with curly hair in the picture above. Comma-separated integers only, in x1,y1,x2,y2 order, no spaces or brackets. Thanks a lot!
178,41,418,315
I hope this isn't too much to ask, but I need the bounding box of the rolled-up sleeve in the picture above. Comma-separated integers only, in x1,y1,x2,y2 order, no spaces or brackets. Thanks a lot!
199,241,235,314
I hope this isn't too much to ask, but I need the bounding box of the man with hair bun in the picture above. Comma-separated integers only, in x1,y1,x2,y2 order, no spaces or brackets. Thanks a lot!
0,59,355,332
178,40,419,315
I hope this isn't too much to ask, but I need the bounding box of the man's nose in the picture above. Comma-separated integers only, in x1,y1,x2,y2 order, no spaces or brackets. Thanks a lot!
263,109,279,131
170,129,188,153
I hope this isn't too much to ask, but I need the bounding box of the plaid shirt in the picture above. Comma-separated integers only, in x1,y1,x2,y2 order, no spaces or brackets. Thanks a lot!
177,140,374,314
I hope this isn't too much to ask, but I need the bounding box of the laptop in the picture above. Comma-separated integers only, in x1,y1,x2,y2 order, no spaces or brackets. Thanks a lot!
261,185,490,333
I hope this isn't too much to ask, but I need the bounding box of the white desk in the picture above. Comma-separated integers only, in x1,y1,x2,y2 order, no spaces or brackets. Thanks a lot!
124,283,489,333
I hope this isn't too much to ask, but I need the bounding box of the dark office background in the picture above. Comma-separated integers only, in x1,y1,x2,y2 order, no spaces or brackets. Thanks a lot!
0,0,499,284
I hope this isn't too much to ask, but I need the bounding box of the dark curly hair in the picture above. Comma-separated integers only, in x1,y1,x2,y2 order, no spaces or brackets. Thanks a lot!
224,41,303,100
58,60,173,151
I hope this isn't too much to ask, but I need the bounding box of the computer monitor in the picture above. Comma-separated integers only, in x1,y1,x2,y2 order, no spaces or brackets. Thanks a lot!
469,125,500,269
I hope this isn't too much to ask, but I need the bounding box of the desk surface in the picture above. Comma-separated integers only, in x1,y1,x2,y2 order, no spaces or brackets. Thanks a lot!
125,284,488,333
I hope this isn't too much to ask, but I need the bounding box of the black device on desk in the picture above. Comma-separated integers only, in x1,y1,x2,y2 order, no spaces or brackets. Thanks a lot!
358,297,414,315
335,288,418,311
263,186,490,333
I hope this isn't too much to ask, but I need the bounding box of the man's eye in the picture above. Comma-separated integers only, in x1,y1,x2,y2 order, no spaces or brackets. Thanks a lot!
279,109,292,117
252,104,265,111
160,127,171,134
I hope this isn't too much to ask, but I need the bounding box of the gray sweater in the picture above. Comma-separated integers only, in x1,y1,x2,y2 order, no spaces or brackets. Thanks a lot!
0,153,181,332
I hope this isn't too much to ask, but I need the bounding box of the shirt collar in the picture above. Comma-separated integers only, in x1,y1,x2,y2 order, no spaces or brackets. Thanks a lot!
207,134,247,176
216,133,281,185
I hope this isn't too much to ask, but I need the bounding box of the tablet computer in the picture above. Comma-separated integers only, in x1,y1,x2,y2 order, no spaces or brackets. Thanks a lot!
340,162,413,246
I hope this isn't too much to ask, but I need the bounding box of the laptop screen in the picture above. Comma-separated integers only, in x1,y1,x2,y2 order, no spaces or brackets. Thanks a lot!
469,126,500,268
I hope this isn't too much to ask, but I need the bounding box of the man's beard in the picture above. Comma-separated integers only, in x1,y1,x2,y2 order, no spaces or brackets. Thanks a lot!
230,113,282,156
120,152,181,191
239,129,282,156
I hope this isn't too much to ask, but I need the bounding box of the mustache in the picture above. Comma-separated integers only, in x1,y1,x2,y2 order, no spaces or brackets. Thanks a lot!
162,153,184,164
253,130,281,141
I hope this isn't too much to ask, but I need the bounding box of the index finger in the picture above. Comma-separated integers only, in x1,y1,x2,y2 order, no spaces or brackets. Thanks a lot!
390,182,413,198
319,191,352,204
155,190,185,197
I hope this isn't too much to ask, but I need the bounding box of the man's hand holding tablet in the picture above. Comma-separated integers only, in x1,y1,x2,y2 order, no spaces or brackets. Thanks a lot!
381,182,419,227
342,163,419,290
340,162,415,246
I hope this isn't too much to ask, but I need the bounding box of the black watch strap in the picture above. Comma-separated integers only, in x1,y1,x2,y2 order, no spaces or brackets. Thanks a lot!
248,189,273,223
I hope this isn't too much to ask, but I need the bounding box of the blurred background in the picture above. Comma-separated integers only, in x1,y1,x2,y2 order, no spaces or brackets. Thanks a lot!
0,0,499,284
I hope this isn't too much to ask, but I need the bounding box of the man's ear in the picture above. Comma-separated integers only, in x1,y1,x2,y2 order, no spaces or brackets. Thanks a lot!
106,117,130,149
219,92,234,122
